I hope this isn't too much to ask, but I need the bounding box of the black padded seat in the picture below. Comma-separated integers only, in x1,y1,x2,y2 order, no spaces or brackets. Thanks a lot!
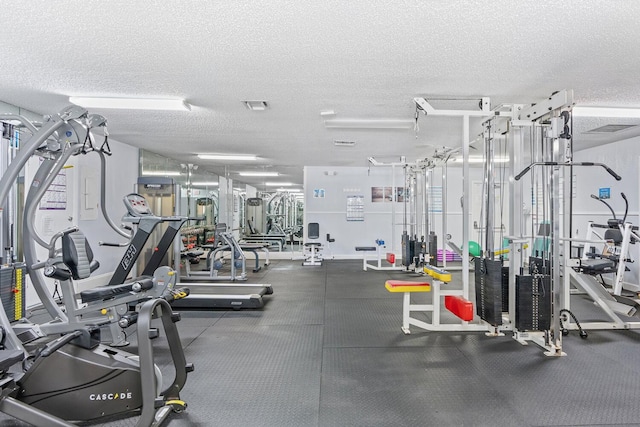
0,350,23,372
604,229,623,245
579,258,616,275
62,231,100,280
80,277,154,303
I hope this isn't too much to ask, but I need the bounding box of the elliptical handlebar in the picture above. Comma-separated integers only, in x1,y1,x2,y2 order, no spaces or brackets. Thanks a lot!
590,194,617,221
621,192,629,223
590,192,631,226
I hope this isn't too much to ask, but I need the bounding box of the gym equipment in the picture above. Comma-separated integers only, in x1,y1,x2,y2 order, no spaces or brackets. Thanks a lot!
467,240,481,258
509,92,630,354
18,140,188,346
566,191,640,325
104,194,272,310
576,192,640,294
385,264,480,333
108,193,197,284
0,106,192,425
302,222,323,266
244,196,288,251
2,108,186,347
0,296,192,426
186,223,249,280
357,239,402,271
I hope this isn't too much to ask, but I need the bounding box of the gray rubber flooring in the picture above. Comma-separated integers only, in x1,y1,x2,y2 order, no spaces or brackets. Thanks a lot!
2,260,640,426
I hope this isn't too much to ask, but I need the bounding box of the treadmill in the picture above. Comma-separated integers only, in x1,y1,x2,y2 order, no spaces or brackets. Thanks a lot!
120,193,273,309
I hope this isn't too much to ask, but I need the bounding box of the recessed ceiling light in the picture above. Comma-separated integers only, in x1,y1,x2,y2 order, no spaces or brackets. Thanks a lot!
243,101,268,111
324,119,414,129
69,96,190,111
265,182,293,186
238,171,279,177
334,140,356,147
320,110,336,117
572,107,640,118
198,154,258,161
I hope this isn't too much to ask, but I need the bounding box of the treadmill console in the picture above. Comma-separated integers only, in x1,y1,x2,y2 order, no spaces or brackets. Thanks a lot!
123,193,154,217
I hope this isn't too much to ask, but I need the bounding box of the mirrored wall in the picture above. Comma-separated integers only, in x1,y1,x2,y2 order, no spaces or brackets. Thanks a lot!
139,149,220,223
139,149,304,247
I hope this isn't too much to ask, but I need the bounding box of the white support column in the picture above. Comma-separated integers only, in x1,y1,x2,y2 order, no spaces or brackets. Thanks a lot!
508,120,523,327
462,114,470,300
442,163,448,269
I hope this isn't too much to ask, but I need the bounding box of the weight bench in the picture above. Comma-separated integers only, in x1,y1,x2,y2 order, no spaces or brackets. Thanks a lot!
386,264,475,333
357,243,401,271
355,246,376,270
385,280,432,334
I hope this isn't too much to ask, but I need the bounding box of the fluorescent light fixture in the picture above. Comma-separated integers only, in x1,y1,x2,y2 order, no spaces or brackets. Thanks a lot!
198,154,258,161
572,106,640,118
238,171,279,177
69,96,190,111
243,101,268,111
191,181,219,186
324,119,414,129
320,110,336,117
141,170,182,176
276,188,302,192
265,182,293,186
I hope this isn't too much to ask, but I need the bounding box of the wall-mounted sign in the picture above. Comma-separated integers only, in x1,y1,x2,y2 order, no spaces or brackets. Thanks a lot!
598,187,610,199
346,195,364,221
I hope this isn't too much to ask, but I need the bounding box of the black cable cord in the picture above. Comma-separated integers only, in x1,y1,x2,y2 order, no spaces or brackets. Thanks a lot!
559,308,588,339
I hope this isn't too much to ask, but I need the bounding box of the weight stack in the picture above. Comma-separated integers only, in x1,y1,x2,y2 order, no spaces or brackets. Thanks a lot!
0,264,26,322
515,274,551,331
529,256,551,275
475,258,504,326
428,232,438,267
401,232,411,267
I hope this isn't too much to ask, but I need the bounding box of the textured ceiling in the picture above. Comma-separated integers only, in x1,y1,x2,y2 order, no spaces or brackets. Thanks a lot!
2,0,640,189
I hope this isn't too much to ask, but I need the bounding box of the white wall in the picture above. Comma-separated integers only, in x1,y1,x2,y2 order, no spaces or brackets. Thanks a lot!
77,140,140,272
304,166,403,257
573,135,640,284
27,139,139,306
303,165,484,259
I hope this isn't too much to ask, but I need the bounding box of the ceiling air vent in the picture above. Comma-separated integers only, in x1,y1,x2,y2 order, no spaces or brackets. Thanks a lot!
585,124,637,133
333,140,356,147
243,100,268,111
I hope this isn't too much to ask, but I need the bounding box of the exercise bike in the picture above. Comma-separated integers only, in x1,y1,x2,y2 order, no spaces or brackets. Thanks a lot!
0,232,193,426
